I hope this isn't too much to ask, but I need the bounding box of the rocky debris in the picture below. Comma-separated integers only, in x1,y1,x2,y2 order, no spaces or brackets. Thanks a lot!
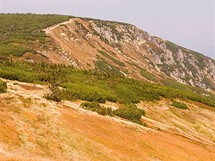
90,20,215,90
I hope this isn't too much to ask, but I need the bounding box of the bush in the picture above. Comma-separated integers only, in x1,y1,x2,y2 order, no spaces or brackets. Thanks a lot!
0,68,39,83
0,44,31,58
80,102,146,125
81,102,101,110
45,82,62,102
0,80,7,93
113,106,145,124
62,82,118,103
80,102,113,116
171,101,188,109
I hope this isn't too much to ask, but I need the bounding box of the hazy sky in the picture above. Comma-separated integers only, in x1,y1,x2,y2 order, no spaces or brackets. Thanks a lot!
0,0,214,59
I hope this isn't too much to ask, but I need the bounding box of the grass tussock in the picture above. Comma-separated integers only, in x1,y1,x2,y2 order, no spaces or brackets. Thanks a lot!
171,101,188,109
0,80,7,93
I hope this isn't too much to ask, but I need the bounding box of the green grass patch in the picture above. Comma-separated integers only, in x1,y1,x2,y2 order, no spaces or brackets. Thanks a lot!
81,102,146,125
97,50,126,67
80,102,113,116
95,58,124,77
0,80,7,93
162,79,215,100
62,82,118,103
113,105,146,125
0,44,34,58
171,101,188,109
0,14,71,58
140,68,157,82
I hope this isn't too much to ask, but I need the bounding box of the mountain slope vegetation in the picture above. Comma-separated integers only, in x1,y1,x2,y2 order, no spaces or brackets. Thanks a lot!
0,60,214,108
0,14,214,91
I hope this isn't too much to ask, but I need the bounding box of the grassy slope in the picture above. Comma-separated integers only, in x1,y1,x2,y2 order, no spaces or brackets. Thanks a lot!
0,14,213,77
0,60,214,108
0,80,215,161
0,14,71,58
0,14,215,160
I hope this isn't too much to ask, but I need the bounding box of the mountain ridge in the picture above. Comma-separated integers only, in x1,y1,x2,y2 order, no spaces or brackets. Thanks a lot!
0,14,214,91
43,17,215,90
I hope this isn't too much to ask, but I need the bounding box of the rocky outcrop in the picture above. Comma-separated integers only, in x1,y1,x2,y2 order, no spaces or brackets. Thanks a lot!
42,18,215,91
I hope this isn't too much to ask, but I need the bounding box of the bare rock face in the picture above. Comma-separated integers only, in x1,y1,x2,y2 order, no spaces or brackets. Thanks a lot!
176,49,185,62
207,59,215,80
42,18,215,91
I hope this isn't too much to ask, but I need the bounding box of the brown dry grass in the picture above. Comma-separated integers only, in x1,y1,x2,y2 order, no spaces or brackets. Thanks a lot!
0,79,214,161
60,107,215,161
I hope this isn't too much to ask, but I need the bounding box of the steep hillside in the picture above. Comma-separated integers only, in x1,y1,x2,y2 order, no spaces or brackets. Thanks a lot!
1,13,215,161
0,79,215,161
44,17,215,90
0,14,214,92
